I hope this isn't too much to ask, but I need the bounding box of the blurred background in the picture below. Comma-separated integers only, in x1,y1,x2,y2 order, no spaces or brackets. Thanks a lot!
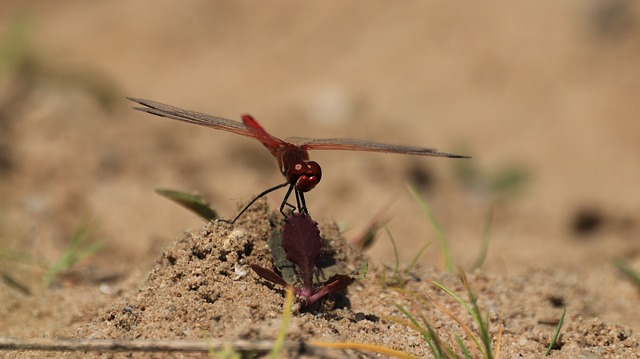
1,0,639,326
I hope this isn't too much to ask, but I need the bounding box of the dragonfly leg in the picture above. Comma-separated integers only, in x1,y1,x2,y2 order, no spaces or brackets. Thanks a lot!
279,184,296,219
295,190,309,215
225,182,289,224
283,201,296,213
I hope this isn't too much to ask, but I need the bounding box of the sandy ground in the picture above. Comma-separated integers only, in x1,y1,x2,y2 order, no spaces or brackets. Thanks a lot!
1,1,640,358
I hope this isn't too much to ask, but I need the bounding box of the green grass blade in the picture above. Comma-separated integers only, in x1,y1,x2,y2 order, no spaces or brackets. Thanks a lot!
407,184,453,272
545,308,566,356
43,215,103,286
383,226,402,286
431,281,483,356
489,165,529,200
405,241,432,277
456,335,472,359
378,267,387,288
394,304,439,357
613,259,640,289
269,288,294,359
75,240,106,262
155,188,218,221
432,281,479,324
459,271,492,359
470,207,493,271
477,311,492,359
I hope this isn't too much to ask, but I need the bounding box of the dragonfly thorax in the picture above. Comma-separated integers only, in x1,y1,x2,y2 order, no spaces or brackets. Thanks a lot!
286,161,322,193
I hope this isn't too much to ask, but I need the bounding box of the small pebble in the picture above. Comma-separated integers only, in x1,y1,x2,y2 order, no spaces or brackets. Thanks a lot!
519,337,527,346
99,283,113,295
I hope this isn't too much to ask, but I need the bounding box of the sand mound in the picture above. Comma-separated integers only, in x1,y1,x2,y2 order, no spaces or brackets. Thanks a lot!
76,201,638,357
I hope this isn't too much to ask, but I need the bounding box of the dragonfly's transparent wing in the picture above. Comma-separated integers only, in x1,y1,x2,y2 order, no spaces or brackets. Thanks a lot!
128,97,281,146
286,137,470,158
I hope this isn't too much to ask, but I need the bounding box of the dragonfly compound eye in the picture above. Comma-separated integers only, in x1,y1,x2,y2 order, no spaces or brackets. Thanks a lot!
290,161,322,192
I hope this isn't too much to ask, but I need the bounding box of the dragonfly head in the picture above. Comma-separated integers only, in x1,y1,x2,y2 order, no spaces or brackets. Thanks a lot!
288,161,322,193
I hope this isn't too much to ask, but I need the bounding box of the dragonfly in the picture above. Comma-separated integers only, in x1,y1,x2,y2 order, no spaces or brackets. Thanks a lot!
128,97,470,223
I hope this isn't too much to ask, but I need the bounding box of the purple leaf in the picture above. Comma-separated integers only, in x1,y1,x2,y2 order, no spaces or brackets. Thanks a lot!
306,262,369,305
281,213,322,297
307,275,354,305
250,264,290,287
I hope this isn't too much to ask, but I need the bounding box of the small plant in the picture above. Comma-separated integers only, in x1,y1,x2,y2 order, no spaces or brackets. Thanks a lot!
43,216,104,286
251,213,367,306
379,226,431,289
389,269,501,359
153,187,368,305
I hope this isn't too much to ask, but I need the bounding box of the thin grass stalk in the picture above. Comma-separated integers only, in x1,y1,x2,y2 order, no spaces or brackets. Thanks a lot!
395,304,440,357
432,281,481,329
545,308,566,356
381,315,423,334
393,286,483,358
405,241,432,278
455,335,472,359
460,272,492,359
613,260,640,289
384,226,401,285
269,288,294,359
470,207,493,271
406,184,453,272
423,289,483,357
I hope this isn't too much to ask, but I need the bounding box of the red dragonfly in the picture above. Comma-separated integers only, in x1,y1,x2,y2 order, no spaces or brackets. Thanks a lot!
128,97,469,222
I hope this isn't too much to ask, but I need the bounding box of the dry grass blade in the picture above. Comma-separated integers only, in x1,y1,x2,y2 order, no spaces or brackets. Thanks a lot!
389,273,500,358
353,195,397,251
423,288,483,357
380,314,423,333
494,313,503,359
309,340,419,359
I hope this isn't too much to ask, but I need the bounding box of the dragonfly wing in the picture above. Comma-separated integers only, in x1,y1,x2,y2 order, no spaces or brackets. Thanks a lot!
286,137,470,158
128,97,282,146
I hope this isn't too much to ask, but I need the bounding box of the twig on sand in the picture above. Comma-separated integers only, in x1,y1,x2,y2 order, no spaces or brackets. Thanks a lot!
0,337,315,355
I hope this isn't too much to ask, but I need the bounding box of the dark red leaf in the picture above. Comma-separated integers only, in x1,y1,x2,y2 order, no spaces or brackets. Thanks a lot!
250,264,289,287
323,274,355,293
306,275,355,305
281,213,322,296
